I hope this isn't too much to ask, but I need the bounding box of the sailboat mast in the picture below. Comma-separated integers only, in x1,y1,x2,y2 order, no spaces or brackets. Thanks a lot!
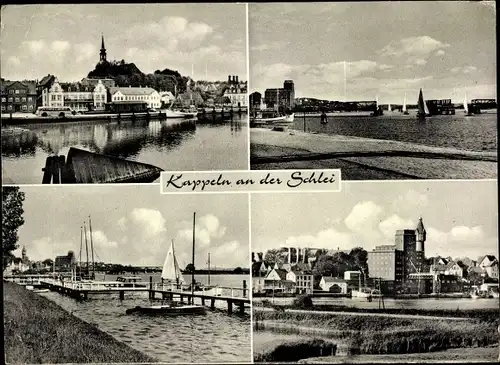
84,223,89,278
79,226,83,277
192,212,196,302
208,253,211,286
89,216,95,280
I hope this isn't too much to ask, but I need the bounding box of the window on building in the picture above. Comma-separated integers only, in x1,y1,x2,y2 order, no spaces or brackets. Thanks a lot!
1,105,5,111
28,97,32,102
1,97,5,102
22,105,27,111
28,105,33,111
8,97,13,102
15,90,20,94
22,97,26,102
8,105,13,110
9,90,14,94
15,97,20,102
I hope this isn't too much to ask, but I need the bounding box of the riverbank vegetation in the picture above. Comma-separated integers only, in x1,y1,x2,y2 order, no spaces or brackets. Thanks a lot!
253,309,499,362
257,298,499,322
4,282,156,363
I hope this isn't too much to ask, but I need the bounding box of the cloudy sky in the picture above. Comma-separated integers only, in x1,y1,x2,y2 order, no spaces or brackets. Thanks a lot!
251,180,498,261
14,186,249,269
1,4,247,82
249,1,496,103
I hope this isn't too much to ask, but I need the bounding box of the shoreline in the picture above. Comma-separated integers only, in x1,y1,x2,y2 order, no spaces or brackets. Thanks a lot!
250,128,497,179
4,281,156,363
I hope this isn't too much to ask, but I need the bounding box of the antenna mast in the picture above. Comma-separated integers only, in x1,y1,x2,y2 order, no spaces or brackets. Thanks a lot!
79,226,83,278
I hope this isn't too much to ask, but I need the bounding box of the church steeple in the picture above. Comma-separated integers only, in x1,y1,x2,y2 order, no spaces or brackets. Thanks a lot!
100,34,107,63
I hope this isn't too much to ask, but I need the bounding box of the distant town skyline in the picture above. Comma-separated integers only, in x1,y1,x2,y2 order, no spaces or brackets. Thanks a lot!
251,180,498,261
249,2,496,104
1,4,247,82
14,186,249,268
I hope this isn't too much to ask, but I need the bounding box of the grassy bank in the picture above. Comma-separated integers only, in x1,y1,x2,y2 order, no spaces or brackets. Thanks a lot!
4,282,156,363
257,300,500,322
253,310,499,362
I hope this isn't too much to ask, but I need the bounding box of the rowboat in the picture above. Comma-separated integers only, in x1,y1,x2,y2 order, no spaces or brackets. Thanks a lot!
250,112,295,128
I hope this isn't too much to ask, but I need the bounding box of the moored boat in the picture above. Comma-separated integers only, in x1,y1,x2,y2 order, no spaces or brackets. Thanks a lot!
32,288,49,293
351,287,372,298
250,111,295,128
125,303,206,315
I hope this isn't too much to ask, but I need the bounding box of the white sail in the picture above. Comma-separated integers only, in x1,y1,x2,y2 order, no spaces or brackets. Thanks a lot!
376,95,379,109
161,240,185,284
463,92,469,113
403,93,407,112
424,97,429,115
388,103,391,112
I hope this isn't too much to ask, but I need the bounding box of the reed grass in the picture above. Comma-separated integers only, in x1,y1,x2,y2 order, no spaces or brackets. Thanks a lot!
253,309,499,361
4,282,156,363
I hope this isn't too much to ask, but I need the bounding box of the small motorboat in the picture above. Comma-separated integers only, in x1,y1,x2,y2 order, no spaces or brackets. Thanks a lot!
32,288,49,294
125,302,206,316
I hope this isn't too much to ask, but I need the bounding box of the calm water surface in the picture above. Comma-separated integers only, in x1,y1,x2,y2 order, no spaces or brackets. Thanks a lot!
2,115,248,184
293,111,497,152
254,296,499,310
39,274,251,363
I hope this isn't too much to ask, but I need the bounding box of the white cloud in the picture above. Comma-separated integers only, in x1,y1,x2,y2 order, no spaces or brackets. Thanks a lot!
426,225,490,258
344,201,383,233
129,208,166,237
378,214,414,239
435,50,446,56
51,40,70,53
379,36,450,57
211,240,247,268
90,230,118,248
451,66,477,74
23,40,45,53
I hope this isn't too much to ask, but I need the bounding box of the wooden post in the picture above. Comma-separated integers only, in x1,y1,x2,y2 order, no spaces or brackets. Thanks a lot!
149,276,153,299
303,112,306,132
211,298,215,309
243,280,247,298
227,300,233,314
162,292,167,300
119,290,124,300
239,301,245,314
201,297,205,306
42,157,53,184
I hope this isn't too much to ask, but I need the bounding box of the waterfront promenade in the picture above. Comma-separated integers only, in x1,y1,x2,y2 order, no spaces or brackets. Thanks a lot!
251,128,497,179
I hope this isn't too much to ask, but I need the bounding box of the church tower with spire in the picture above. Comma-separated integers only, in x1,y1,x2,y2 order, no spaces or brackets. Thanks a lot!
99,34,107,63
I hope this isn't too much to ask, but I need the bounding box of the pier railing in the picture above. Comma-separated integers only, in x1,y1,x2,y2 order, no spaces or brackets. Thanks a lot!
152,282,249,299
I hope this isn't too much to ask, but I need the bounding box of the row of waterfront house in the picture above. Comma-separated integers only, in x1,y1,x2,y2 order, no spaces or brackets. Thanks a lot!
1,74,248,115
252,218,498,296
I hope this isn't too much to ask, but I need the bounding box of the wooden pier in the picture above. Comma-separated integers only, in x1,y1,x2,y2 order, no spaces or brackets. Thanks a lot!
4,276,250,315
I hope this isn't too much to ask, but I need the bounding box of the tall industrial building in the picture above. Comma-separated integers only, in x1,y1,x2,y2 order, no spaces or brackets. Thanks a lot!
264,80,295,109
368,217,427,288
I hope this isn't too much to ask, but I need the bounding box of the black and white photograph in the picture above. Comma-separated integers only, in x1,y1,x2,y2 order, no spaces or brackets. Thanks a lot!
1,3,248,185
251,180,499,363
249,2,497,180
3,185,251,363
1,1,498,365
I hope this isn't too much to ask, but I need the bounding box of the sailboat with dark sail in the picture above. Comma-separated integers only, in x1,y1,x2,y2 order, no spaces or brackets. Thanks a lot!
417,88,430,119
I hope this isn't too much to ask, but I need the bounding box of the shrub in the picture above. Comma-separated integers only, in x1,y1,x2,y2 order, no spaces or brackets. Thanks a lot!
292,294,313,309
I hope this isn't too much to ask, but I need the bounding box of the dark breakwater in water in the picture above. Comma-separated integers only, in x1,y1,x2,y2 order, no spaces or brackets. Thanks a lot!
293,113,497,152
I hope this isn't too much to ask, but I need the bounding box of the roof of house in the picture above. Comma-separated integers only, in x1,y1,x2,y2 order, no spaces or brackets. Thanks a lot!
1,80,37,94
109,87,157,96
39,74,55,87
266,268,288,280
468,266,485,274
481,255,497,265
60,83,94,92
